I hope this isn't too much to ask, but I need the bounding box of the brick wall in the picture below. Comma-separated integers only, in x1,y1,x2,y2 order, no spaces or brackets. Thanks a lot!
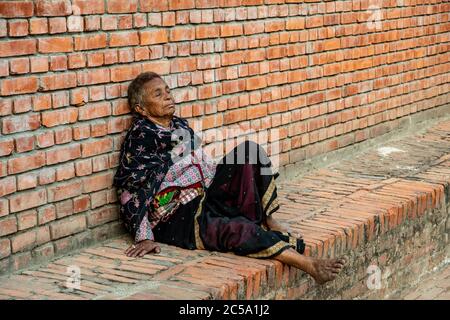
0,0,449,274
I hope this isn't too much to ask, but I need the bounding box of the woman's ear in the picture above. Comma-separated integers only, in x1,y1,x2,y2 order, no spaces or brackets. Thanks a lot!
134,104,145,116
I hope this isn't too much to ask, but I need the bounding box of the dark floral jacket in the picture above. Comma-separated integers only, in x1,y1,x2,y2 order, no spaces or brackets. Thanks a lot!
113,115,197,237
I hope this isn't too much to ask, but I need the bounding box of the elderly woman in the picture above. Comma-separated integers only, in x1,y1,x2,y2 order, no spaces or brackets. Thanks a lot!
113,72,346,285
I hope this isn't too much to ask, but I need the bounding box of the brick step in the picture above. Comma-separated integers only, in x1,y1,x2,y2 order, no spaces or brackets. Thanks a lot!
0,117,449,300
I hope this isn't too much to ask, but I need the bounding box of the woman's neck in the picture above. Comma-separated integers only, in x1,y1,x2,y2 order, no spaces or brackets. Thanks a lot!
146,115,173,128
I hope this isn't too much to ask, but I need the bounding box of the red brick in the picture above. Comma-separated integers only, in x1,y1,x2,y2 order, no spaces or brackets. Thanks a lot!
0,1,33,17
0,176,16,197
86,52,104,67
142,60,170,75
106,0,137,13
169,0,195,10
38,168,56,185
170,57,197,73
246,76,267,90
139,0,168,12
8,151,46,175
65,15,83,32
36,131,55,148
73,195,90,213
244,21,264,35
14,172,37,193
0,216,17,236
87,206,118,227
247,104,268,119
170,27,195,42
41,108,78,127
40,72,77,91
17,209,37,230
11,229,39,253
74,33,107,51
72,0,104,14
91,122,108,137
47,180,82,202
30,56,49,73
139,29,168,45
38,205,56,225
90,190,107,209
81,137,113,158
68,53,86,69
0,39,35,57
305,16,324,28
220,24,243,37
48,17,66,33
78,101,111,120
8,188,47,213
8,19,29,37
0,60,8,76
110,31,139,47
31,243,54,261
75,159,92,178
14,135,35,153
29,18,48,34
50,215,86,240
0,76,38,95
0,161,7,177
38,36,72,53
224,109,247,124
49,55,67,71
9,58,29,75
46,144,81,165
0,198,9,217
0,139,14,156
77,68,110,85
82,171,113,193
265,20,284,32
55,162,75,181
196,25,220,39
35,0,72,16
11,97,30,115
222,52,244,66
55,199,73,218
85,16,102,32
92,154,109,172
73,124,91,140
0,238,10,259
286,17,305,30
110,64,141,82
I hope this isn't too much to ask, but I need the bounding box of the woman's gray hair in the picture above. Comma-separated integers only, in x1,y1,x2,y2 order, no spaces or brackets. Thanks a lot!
127,72,163,113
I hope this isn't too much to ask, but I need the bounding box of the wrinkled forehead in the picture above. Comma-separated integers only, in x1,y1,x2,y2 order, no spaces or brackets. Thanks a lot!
142,77,168,92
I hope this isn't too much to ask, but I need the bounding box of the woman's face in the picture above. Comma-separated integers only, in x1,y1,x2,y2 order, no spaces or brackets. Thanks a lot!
136,77,175,119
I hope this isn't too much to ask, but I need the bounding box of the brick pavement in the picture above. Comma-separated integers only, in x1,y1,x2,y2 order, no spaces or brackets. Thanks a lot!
400,263,450,300
0,116,449,300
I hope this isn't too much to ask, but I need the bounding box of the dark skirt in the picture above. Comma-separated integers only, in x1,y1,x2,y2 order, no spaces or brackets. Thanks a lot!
153,141,305,259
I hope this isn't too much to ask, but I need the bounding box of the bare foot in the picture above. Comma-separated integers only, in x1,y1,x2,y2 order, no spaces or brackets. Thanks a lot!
266,216,302,239
307,257,347,285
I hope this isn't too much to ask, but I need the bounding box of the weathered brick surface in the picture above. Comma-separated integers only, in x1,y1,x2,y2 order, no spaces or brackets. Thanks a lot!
0,0,449,282
0,117,449,299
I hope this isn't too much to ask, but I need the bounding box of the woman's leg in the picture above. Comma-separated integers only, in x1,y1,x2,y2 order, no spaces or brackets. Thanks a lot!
274,248,347,284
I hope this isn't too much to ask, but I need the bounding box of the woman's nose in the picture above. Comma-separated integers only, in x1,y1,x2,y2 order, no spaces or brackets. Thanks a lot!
165,93,173,101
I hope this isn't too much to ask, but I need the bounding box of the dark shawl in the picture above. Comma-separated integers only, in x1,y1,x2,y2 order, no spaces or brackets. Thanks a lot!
113,115,198,237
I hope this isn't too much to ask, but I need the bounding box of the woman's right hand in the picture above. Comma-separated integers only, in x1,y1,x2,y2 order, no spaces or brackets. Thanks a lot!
125,240,161,257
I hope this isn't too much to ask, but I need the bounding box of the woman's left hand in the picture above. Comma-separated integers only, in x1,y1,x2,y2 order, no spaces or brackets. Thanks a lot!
125,240,161,258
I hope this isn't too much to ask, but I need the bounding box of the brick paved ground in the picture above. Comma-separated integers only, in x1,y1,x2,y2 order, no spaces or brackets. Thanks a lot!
400,264,450,300
0,116,449,300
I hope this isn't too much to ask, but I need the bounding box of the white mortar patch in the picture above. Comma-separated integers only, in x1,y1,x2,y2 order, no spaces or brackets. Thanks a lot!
377,146,406,157
395,165,417,171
